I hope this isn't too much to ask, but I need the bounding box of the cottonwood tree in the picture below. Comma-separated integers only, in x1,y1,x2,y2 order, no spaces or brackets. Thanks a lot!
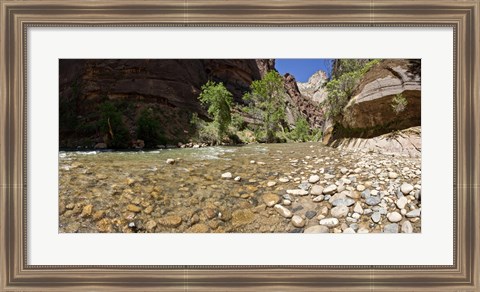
198,81,233,141
243,71,287,143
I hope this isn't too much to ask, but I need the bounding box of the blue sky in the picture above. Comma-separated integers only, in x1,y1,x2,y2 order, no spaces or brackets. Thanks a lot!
275,59,333,82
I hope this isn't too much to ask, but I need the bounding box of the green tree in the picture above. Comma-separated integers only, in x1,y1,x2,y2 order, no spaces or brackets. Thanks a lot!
137,108,165,147
331,59,371,79
98,101,130,148
291,117,310,142
323,59,381,120
244,70,286,143
198,81,233,140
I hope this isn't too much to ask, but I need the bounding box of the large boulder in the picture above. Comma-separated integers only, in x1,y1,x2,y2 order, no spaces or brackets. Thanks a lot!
340,59,421,137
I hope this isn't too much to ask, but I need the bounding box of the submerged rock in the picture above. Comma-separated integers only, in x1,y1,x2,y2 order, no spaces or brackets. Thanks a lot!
127,204,142,213
158,215,183,228
80,205,93,218
232,209,255,225
187,223,209,233
262,194,280,207
96,218,112,233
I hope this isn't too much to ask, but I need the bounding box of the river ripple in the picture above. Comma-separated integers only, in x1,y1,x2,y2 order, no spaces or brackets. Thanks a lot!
59,142,421,233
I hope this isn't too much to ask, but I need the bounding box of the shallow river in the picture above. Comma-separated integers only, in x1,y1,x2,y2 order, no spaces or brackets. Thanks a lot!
59,142,421,233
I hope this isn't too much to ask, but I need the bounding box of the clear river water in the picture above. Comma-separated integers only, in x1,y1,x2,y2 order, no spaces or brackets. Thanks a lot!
59,142,421,233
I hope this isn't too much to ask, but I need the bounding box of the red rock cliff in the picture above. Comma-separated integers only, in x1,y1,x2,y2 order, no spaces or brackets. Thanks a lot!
59,59,274,147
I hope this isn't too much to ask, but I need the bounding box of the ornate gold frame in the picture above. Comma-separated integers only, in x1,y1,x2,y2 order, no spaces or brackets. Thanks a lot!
1,0,479,290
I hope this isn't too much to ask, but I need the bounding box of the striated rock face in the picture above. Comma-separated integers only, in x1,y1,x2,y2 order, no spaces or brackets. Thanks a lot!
332,126,421,158
282,73,324,128
59,59,273,147
340,59,421,137
297,70,328,104
60,59,270,110
256,59,276,77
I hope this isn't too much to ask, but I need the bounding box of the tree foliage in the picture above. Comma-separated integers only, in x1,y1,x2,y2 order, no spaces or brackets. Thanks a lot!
137,108,165,147
323,59,381,120
290,117,311,142
243,71,286,143
98,101,130,148
198,81,233,140
331,59,372,79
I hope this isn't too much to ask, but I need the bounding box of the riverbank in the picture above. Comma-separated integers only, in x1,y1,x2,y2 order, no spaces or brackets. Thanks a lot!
59,142,421,233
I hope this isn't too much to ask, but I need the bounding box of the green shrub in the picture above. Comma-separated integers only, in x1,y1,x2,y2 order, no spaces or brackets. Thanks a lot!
235,129,256,144
137,108,166,147
189,112,222,145
310,128,323,142
253,128,267,143
231,112,245,131
391,93,408,114
332,59,381,79
197,122,220,145
98,101,130,148
290,117,311,142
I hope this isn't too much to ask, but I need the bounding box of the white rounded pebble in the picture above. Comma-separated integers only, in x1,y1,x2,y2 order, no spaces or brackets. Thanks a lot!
387,212,403,223
221,172,233,179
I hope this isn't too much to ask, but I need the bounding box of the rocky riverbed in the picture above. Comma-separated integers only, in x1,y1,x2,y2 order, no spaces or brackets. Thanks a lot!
59,142,421,233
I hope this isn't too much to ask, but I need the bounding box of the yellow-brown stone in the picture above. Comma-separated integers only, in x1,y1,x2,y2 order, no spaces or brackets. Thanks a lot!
158,215,182,228
232,209,255,226
187,223,209,233
80,204,93,217
96,218,112,232
261,193,280,207
127,204,142,213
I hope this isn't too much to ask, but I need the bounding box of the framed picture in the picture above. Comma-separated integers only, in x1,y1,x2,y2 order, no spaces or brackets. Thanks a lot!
1,0,479,290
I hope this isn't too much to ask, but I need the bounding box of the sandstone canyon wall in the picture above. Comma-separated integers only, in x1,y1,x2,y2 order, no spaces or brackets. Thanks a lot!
282,73,324,128
59,58,420,155
297,70,328,104
340,59,421,135
59,59,275,148
323,59,421,157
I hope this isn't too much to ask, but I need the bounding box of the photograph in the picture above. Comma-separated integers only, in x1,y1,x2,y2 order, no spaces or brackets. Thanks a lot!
58,58,422,233
3,0,479,289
